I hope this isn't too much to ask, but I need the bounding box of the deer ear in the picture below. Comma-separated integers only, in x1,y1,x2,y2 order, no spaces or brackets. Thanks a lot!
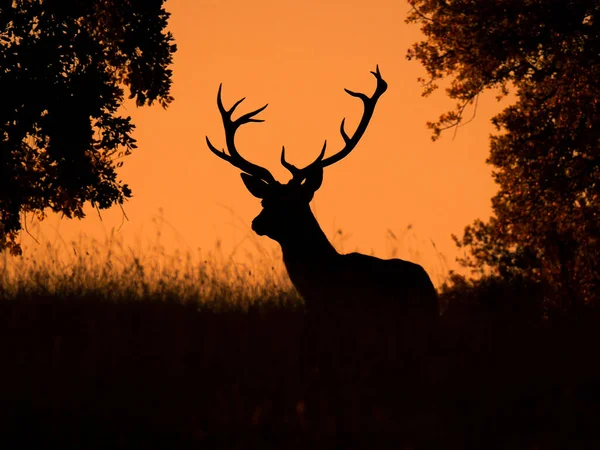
240,173,271,199
301,166,324,195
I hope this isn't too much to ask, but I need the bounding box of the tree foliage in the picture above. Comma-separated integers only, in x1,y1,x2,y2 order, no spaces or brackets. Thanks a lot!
407,0,600,310
0,0,176,254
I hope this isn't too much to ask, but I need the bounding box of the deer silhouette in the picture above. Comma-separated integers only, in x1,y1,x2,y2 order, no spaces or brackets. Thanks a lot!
206,67,438,320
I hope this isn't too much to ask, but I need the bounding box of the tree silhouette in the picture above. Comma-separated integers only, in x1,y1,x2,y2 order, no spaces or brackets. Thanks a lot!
0,0,176,254
407,0,600,310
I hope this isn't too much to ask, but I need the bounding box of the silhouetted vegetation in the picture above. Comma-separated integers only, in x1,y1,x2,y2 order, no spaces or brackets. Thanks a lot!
1,238,598,449
407,0,600,310
2,1,599,447
0,0,176,254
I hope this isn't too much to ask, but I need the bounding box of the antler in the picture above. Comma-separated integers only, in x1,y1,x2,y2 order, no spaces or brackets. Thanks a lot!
206,85,277,184
281,65,388,179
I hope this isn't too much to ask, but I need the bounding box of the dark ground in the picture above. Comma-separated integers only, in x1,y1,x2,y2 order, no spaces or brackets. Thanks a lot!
1,295,598,449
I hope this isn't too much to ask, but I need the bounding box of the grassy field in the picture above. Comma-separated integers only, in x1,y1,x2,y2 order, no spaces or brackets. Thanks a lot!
1,235,599,449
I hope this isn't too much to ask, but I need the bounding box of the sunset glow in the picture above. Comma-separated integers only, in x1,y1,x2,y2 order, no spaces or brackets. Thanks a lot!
23,0,500,285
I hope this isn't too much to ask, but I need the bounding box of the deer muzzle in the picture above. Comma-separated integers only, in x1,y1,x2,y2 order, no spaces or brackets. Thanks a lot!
251,215,267,236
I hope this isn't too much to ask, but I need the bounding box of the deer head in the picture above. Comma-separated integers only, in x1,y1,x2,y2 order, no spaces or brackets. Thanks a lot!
206,67,388,247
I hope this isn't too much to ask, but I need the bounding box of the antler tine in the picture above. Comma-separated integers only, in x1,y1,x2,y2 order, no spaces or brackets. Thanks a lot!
281,141,327,179
206,84,276,184
319,65,387,169
278,66,387,181
280,146,299,177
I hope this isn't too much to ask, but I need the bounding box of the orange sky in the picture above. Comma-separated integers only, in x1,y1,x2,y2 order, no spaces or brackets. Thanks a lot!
27,0,502,285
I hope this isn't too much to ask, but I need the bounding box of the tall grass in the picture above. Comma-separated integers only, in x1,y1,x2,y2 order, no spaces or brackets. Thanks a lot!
0,217,448,307
0,224,301,309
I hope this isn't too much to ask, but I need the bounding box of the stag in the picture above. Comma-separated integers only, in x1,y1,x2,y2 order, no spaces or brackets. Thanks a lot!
206,67,438,320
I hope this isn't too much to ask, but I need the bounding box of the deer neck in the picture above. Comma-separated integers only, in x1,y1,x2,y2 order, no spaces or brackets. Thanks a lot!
279,204,338,266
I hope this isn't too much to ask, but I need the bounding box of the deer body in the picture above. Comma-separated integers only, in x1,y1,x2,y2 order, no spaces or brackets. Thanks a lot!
287,252,437,312
254,200,437,315
206,67,439,319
